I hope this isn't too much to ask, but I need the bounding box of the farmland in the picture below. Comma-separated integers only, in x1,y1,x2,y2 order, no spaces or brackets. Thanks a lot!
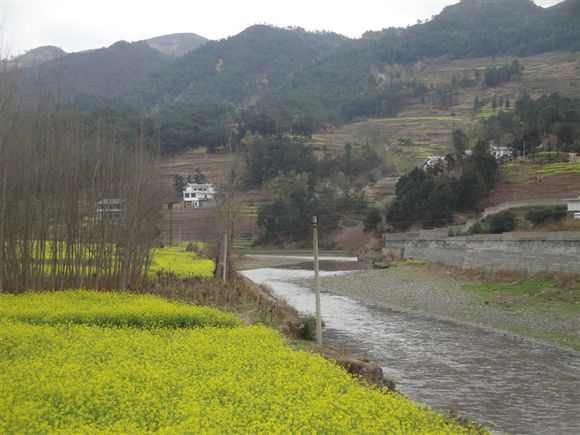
0,291,483,433
314,51,580,175
150,244,215,278
489,160,580,205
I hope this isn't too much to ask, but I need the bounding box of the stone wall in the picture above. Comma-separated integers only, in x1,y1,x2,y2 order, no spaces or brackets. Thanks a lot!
383,231,580,274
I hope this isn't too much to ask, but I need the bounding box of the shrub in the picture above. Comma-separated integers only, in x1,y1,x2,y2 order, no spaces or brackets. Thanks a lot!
364,208,382,233
525,206,568,225
295,315,318,341
552,206,567,222
489,211,517,234
470,222,483,235
526,208,553,225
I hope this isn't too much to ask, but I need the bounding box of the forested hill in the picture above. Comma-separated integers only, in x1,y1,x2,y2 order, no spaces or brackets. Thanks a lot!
9,0,578,153
118,0,577,116
118,25,347,115
11,41,175,107
275,0,579,111
362,0,579,62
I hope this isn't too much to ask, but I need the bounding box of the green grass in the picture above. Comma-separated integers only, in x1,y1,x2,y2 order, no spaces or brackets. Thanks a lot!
501,160,580,183
475,107,514,120
150,245,214,278
413,143,451,158
463,279,556,296
237,205,258,218
532,162,580,176
381,115,468,122
537,330,580,351
233,237,255,249
0,290,242,329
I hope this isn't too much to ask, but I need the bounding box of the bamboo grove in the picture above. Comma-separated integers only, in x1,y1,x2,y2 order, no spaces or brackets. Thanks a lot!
0,71,163,292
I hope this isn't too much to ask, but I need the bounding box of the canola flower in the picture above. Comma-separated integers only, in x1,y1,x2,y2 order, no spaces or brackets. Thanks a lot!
150,245,214,278
0,291,487,434
0,290,242,329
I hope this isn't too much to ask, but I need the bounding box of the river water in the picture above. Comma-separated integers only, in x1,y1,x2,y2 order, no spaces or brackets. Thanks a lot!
241,256,580,435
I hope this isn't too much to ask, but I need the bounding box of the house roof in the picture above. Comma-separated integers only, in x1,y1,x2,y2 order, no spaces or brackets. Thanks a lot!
163,195,182,204
97,198,126,205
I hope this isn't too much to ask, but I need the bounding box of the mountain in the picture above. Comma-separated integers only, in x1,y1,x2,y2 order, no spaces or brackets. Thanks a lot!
4,46,66,69
11,40,174,107
362,0,579,63
143,33,208,57
122,25,347,115
255,0,580,119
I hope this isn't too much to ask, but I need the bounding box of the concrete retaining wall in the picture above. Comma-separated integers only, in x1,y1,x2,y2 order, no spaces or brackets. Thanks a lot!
383,231,580,274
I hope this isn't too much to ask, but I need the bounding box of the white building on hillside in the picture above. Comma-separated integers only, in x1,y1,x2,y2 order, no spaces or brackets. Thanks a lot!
489,141,515,160
183,183,217,209
422,156,446,171
565,196,580,219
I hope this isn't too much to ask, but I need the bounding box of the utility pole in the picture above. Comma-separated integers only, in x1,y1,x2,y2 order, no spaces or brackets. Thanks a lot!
169,204,173,246
221,123,235,284
222,230,228,283
312,216,322,346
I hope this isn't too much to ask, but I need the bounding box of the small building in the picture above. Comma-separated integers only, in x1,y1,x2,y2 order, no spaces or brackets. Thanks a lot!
422,156,446,171
163,194,183,210
565,196,580,219
489,142,515,160
183,183,217,209
97,198,126,218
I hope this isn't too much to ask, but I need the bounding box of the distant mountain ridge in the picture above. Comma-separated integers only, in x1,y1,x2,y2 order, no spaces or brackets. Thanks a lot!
121,25,347,115
11,40,174,107
8,0,579,115
143,33,208,57
4,46,67,69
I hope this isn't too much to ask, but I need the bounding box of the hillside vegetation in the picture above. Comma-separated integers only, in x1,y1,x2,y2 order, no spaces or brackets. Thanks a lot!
11,41,175,107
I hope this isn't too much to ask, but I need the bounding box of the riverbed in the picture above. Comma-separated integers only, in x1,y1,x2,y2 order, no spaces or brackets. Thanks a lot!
240,255,580,435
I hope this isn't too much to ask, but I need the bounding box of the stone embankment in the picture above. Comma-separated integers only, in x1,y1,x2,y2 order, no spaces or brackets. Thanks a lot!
383,231,580,275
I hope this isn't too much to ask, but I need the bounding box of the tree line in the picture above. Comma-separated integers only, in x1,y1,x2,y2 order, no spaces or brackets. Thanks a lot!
244,134,383,243
385,141,498,231
0,75,163,292
483,92,580,153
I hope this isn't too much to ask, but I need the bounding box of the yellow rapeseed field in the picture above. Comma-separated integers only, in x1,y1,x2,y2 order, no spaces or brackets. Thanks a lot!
150,245,215,278
0,290,242,328
0,291,485,434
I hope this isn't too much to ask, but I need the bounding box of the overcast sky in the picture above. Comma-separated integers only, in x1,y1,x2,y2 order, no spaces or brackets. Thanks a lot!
1,0,565,57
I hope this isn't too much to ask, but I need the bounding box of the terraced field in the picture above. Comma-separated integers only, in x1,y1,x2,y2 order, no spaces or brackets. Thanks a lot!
489,160,580,206
313,117,462,174
314,51,580,175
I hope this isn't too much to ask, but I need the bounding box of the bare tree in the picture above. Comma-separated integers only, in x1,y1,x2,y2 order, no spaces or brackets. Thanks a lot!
0,80,163,292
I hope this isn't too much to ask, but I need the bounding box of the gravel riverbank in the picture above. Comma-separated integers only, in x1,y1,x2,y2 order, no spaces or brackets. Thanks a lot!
296,262,580,352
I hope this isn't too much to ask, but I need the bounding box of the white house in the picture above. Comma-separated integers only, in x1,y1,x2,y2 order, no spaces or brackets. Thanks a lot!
96,198,126,218
183,183,217,209
422,156,446,171
565,196,580,219
489,142,515,160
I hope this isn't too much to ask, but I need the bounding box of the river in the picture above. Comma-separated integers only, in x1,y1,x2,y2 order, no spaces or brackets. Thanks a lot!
240,255,580,435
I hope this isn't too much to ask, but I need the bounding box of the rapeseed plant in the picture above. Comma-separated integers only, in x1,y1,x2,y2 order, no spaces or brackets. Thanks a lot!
0,291,486,434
